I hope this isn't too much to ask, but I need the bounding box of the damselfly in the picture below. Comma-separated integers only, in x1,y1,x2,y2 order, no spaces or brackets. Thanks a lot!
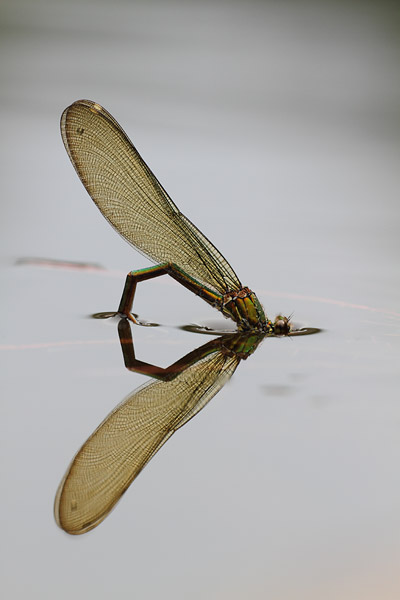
61,100,290,334
55,325,264,534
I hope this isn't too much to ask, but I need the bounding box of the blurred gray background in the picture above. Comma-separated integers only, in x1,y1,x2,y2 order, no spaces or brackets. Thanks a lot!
1,1,399,599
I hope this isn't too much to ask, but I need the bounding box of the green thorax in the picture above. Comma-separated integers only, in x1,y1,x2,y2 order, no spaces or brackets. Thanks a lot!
221,287,270,332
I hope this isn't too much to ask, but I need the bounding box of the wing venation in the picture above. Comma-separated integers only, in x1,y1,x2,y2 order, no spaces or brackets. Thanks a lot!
61,99,241,294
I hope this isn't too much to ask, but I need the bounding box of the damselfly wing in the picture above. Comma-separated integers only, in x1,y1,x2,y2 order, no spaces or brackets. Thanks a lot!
54,331,261,534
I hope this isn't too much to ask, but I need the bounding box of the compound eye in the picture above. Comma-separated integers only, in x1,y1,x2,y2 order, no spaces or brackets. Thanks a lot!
274,316,290,336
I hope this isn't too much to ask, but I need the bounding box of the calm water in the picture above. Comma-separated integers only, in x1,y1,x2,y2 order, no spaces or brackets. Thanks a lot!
1,1,399,598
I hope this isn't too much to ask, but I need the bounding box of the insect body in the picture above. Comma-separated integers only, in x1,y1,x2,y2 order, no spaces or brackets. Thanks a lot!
61,99,290,334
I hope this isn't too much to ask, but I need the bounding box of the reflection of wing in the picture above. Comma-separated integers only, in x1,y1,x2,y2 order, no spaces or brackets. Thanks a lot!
61,99,241,294
55,350,239,535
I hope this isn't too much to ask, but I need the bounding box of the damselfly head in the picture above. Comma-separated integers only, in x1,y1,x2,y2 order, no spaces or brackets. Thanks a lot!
273,315,291,336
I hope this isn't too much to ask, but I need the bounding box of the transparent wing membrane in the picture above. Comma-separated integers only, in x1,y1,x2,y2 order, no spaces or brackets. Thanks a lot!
54,349,239,534
61,99,241,294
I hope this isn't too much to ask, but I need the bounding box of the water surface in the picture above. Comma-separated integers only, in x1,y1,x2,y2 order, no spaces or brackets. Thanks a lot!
1,1,399,598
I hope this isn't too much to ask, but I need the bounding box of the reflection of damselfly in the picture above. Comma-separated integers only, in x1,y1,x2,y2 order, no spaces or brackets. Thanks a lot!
61,100,290,334
54,322,265,535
